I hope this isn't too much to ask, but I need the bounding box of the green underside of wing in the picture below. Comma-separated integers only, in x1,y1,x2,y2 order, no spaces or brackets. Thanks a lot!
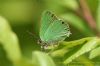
40,11,71,44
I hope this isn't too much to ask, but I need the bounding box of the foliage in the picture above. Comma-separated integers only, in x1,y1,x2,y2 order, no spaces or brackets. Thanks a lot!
0,0,100,66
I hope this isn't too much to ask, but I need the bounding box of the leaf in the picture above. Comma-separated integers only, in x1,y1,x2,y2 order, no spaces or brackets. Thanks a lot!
89,46,100,59
61,37,93,48
50,37,93,57
61,13,94,36
63,37,98,64
60,0,78,10
0,16,22,62
77,55,94,66
97,0,100,32
32,51,56,66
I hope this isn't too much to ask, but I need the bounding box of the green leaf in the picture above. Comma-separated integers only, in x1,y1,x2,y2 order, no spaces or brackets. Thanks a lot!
77,55,94,66
89,46,100,59
61,37,93,48
0,16,22,62
50,37,93,57
63,37,98,64
60,0,78,10
61,13,94,36
32,51,56,66
97,0,100,32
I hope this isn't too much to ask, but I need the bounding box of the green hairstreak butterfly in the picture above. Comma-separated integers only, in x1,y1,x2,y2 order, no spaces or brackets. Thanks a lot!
38,11,71,49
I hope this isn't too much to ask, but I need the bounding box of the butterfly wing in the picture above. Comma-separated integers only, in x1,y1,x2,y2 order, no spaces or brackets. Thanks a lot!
40,11,71,44
40,11,54,41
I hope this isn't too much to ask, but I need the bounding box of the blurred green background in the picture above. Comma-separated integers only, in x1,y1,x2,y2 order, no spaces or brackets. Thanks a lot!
0,0,100,66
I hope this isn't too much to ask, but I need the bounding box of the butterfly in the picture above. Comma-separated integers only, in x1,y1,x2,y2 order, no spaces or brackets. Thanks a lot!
38,11,71,49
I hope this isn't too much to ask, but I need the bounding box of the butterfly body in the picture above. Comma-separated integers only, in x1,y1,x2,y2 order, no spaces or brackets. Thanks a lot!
39,11,71,48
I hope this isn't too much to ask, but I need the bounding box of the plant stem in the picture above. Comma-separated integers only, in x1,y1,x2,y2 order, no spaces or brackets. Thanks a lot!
79,0,96,30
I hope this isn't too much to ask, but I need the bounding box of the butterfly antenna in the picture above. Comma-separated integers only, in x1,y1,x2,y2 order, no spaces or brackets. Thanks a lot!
27,31,39,40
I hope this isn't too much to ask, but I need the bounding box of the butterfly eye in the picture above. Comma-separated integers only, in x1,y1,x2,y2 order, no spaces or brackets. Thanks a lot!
38,39,42,44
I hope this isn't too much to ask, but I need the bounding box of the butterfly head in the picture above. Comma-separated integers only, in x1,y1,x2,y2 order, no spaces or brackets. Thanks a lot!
37,39,42,44
37,39,49,49
37,39,46,46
